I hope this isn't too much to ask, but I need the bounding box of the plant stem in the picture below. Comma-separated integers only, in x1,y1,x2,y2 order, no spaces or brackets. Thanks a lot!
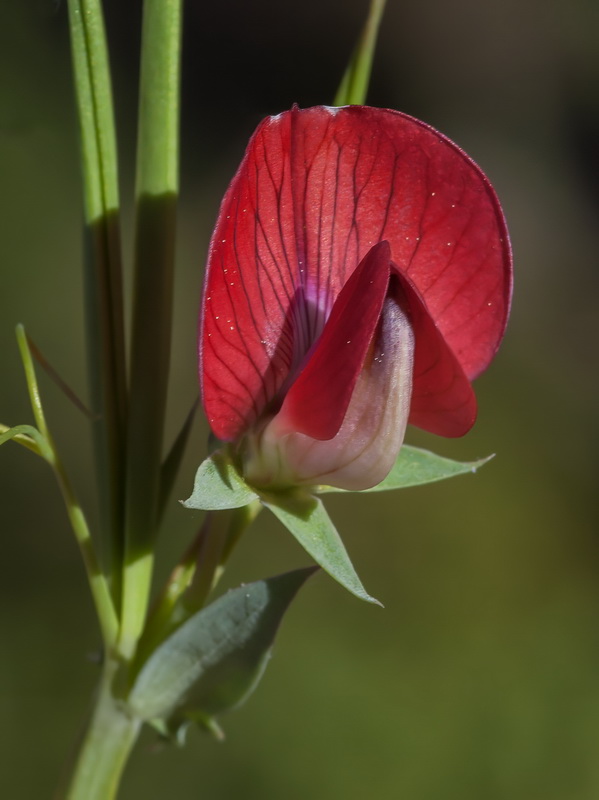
16,326,119,647
63,660,141,800
67,0,128,602
120,0,183,661
52,442,120,648
184,501,263,612
333,0,387,106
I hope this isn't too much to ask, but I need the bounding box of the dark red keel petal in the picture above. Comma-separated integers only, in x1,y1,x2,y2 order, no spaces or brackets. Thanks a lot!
390,265,477,437
277,242,391,441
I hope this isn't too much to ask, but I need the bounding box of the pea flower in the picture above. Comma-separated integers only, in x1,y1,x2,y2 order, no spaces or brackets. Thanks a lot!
200,106,512,492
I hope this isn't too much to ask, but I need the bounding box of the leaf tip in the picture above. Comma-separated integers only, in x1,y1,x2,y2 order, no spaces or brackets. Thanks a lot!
360,591,384,608
472,453,495,472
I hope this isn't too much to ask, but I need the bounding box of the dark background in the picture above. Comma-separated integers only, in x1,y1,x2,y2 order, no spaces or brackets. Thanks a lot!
1,1,598,797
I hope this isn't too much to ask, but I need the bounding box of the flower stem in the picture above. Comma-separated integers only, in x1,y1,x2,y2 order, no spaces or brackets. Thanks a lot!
63,660,141,800
120,0,183,661
333,0,387,106
67,0,127,602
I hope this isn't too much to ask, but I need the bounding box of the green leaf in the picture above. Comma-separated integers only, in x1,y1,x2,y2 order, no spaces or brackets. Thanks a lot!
128,567,316,725
333,0,387,106
158,400,197,521
316,446,494,493
261,490,380,606
183,450,258,511
67,0,128,600
0,424,48,458
119,0,184,660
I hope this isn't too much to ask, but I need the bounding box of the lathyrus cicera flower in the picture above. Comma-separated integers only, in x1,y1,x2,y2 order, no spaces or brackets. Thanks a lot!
200,106,512,492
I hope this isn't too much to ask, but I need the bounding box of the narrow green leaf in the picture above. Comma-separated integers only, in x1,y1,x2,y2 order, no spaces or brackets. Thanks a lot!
0,424,48,458
333,0,387,106
67,0,127,596
128,568,316,723
262,491,380,606
120,0,183,661
158,401,198,521
317,446,494,493
26,334,95,420
183,450,258,511
67,0,121,221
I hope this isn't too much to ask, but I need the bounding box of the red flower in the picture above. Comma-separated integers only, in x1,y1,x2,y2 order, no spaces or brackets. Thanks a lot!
200,106,512,490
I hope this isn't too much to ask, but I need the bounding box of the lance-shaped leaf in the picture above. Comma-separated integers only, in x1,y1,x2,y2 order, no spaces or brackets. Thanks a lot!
261,490,380,605
316,445,494,493
128,567,316,726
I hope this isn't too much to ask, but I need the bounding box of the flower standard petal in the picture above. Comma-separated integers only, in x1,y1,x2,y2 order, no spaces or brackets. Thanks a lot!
286,106,512,380
200,112,297,442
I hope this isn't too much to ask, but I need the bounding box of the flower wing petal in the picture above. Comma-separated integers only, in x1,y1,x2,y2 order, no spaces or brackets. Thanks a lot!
391,266,477,437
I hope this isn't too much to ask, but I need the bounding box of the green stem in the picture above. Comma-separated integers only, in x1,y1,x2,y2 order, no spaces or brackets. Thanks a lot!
184,501,262,614
15,326,119,647
63,660,141,800
67,0,128,602
120,0,183,661
16,324,50,439
133,502,261,675
52,442,120,648
333,0,387,106
132,518,209,673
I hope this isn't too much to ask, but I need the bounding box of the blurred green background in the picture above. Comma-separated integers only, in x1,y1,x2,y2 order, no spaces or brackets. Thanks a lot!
1,1,598,798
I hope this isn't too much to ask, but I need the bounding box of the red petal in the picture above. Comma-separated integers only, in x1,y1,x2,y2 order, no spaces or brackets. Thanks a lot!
201,106,512,441
391,266,477,437
200,112,296,440
245,292,416,491
276,241,391,440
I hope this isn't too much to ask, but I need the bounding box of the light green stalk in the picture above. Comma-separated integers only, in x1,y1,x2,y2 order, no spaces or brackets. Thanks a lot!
120,0,183,661
334,0,388,105
15,326,118,648
67,0,128,601
63,660,141,800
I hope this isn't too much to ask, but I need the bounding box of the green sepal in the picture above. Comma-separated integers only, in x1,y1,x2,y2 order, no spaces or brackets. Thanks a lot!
183,449,258,511
128,567,316,728
148,712,225,745
316,446,494,494
261,490,381,606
